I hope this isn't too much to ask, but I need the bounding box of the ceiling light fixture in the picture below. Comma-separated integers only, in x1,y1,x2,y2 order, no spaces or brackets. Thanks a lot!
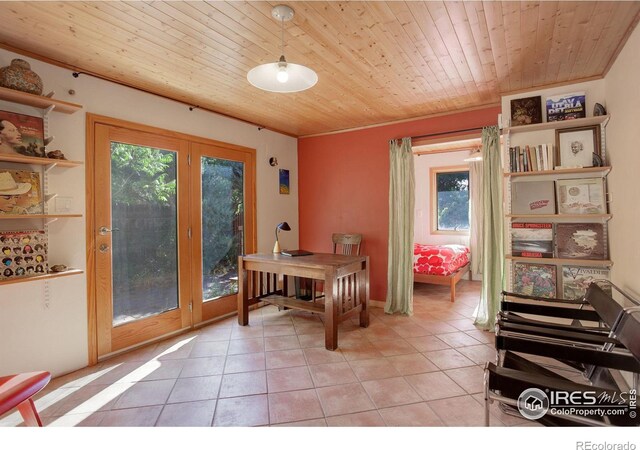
247,5,318,93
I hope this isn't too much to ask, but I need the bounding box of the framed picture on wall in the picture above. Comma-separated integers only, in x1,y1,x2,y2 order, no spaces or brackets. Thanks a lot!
279,169,290,195
555,125,601,168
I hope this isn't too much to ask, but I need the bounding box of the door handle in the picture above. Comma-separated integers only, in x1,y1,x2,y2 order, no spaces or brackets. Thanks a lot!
99,244,110,253
99,226,120,235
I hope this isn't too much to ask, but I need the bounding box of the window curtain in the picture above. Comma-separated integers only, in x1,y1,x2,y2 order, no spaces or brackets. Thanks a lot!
473,126,504,330
469,159,483,279
385,137,415,315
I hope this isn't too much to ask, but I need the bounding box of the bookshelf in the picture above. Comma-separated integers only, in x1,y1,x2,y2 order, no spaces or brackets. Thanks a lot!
0,88,83,285
504,114,612,299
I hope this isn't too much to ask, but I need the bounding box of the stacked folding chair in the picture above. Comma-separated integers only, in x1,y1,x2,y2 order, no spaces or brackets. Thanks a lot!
484,282,640,426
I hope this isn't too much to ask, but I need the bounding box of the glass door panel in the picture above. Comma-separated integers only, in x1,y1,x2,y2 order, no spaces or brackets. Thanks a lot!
191,142,255,324
110,142,179,325
201,157,245,301
94,123,190,357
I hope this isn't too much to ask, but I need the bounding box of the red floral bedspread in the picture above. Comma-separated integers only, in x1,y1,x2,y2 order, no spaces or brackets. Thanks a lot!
413,244,470,276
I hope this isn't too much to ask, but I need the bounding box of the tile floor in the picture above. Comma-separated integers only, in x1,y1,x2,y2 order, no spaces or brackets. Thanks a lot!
0,280,535,427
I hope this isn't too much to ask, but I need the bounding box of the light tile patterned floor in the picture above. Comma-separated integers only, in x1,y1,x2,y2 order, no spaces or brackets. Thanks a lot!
0,280,533,427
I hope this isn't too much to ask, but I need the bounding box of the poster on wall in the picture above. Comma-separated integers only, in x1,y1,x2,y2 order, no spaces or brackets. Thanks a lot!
279,169,290,195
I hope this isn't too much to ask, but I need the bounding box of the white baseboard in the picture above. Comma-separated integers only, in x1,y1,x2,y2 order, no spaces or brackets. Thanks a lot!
369,299,385,308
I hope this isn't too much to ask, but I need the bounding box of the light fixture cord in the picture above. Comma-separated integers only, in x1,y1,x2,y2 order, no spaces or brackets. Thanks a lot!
280,15,285,57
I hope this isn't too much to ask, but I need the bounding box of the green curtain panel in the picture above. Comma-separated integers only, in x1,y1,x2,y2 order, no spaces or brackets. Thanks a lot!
385,137,415,315
474,126,504,329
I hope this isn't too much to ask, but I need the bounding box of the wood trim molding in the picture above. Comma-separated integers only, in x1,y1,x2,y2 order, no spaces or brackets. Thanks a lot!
86,114,256,154
86,114,98,366
299,103,501,139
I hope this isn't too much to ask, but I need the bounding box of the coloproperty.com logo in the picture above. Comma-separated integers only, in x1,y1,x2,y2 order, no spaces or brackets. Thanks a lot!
517,387,637,420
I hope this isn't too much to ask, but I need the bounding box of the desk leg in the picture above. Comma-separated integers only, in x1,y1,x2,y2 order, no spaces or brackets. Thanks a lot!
238,256,249,326
360,257,370,328
324,269,338,350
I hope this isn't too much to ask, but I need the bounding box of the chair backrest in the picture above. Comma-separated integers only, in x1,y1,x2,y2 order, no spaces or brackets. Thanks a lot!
332,233,362,255
585,283,624,328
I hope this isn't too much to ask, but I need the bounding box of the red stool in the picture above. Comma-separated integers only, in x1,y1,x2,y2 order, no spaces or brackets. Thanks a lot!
0,371,51,426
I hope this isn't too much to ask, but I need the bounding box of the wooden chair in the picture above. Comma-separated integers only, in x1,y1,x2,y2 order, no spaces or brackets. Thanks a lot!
332,233,362,256
0,371,51,426
299,233,363,301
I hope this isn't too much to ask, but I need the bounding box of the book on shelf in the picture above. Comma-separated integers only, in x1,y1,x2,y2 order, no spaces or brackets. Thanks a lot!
0,230,48,279
562,266,611,300
511,180,556,214
556,223,607,260
511,223,553,258
508,144,555,173
513,262,557,298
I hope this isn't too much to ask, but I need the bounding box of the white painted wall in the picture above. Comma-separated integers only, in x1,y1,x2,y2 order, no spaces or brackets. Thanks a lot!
0,48,298,376
414,151,470,247
604,24,640,300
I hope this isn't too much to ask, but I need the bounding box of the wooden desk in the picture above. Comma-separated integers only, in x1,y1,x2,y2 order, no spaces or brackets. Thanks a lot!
238,253,370,350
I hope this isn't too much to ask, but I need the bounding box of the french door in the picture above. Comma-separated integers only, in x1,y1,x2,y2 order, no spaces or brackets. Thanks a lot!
90,117,255,359
190,142,255,323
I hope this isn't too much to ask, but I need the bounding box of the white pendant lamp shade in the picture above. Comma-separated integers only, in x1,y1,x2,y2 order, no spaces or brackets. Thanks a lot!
247,59,318,93
247,5,318,93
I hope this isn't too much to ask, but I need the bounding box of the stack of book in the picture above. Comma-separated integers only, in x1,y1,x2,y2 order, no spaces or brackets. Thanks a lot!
508,144,555,173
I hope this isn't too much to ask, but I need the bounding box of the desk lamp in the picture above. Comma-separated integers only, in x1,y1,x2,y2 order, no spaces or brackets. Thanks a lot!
273,222,291,253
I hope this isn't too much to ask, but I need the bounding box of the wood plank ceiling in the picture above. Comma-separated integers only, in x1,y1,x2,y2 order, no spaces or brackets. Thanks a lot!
0,1,638,137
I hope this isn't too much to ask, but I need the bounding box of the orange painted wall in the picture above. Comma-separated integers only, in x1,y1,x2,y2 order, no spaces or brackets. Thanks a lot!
298,106,500,301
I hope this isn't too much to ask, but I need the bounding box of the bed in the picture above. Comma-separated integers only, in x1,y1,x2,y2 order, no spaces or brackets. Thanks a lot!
413,243,471,302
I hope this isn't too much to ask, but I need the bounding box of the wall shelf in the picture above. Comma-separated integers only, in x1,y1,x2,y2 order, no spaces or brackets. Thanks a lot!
0,269,83,286
0,86,82,114
0,153,82,167
504,166,611,178
507,214,612,222
504,115,610,135
506,255,613,267
0,214,82,220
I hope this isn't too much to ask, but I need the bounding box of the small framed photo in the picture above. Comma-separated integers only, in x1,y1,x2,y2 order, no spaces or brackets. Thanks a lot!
555,125,601,168
279,169,290,195
0,110,45,157
510,96,542,126
555,177,606,215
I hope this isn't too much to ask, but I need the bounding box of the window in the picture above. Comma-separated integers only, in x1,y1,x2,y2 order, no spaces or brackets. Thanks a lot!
431,166,470,234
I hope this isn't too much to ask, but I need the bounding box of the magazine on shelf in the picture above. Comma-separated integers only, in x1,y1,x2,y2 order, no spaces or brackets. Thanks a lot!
511,180,556,214
556,223,606,260
562,266,611,300
511,223,553,258
0,230,48,279
546,92,586,121
0,170,43,215
513,262,557,298
556,178,606,215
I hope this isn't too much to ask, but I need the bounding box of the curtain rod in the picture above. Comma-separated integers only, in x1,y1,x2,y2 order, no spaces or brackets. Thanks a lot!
410,126,489,141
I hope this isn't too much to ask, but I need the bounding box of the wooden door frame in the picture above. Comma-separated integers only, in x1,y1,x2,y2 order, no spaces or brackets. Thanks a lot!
86,113,257,365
